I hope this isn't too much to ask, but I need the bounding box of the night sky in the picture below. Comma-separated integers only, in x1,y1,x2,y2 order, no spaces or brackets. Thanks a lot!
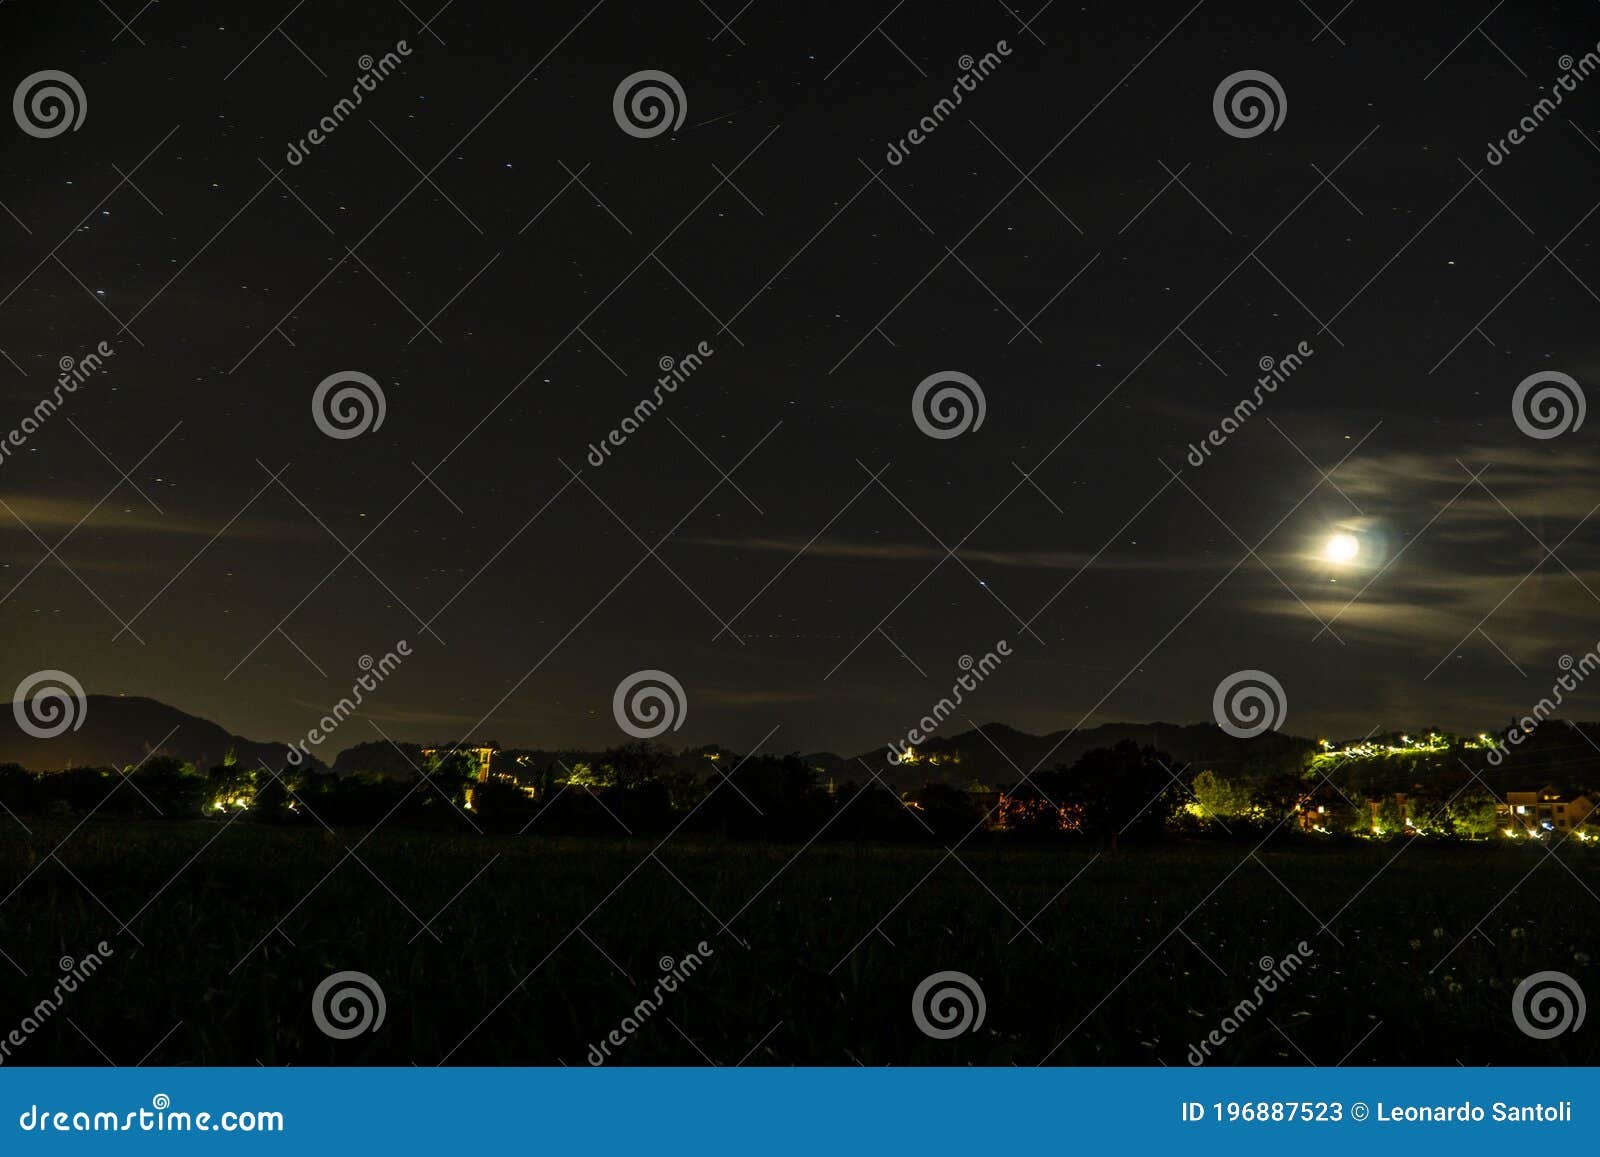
3,0,1600,758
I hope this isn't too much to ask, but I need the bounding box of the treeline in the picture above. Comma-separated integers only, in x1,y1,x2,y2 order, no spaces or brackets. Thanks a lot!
0,740,1193,842
2,724,1596,844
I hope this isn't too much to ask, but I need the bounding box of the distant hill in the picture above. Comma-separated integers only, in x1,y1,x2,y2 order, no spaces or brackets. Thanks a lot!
835,720,1315,789
0,695,311,772
0,696,1320,789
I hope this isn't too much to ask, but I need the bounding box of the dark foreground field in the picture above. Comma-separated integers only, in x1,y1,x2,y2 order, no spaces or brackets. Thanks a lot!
0,820,1595,1065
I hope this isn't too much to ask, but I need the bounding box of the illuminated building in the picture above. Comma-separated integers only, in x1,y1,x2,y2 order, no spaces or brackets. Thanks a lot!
1501,787,1595,836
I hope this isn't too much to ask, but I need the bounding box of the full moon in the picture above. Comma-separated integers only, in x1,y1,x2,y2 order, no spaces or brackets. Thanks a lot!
1324,533,1360,564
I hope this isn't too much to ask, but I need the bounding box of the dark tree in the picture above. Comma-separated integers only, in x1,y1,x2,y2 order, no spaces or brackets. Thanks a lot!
126,755,208,816
1063,741,1179,842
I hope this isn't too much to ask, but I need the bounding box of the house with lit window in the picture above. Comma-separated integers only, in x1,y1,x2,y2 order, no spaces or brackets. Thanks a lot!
995,787,1083,832
1366,791,1410,833
419,742,498,781
1501,787,1595,836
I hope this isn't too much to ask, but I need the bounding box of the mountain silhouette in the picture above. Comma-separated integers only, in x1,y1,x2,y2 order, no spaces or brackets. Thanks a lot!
0,694,310,772
0,694,1314,788
837,720,1313,789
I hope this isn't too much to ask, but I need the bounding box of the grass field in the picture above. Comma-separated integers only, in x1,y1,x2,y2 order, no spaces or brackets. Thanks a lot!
1,819,1596,1066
